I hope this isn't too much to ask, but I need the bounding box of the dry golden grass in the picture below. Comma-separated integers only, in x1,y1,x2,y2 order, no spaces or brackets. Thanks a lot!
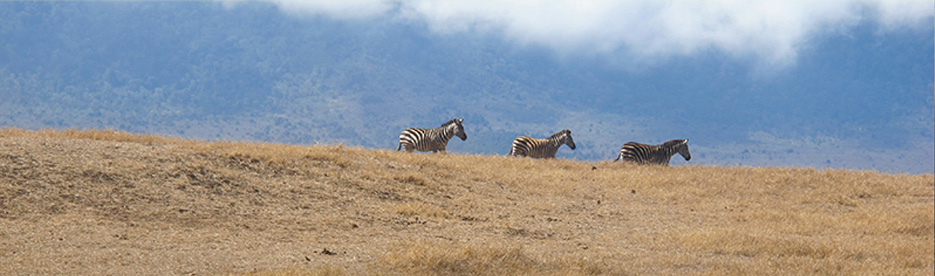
1,128,932,275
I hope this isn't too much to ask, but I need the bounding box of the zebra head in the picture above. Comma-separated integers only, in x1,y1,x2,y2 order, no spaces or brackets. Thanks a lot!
676,139,691,161
559,129,576,150
444,118,467,141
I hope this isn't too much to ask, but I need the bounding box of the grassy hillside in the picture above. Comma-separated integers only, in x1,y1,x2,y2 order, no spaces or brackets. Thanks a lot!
1,128,932,275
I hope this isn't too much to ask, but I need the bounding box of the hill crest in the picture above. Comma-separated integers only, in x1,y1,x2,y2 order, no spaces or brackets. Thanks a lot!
1,128,932,275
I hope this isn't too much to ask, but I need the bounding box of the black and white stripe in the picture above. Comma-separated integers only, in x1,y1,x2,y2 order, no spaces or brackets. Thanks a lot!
614,139,691,165
509,129,576,159
397,118,467,153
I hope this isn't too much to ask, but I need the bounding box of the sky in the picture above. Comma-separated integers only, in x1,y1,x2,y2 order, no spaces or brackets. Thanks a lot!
257,0,934,69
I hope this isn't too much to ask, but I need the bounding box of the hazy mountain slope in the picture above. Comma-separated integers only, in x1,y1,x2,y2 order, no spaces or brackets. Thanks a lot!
0,2,932,173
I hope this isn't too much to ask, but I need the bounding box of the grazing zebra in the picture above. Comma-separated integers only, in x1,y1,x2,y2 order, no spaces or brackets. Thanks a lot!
614,139,691,165
509,129,576,159
397,118,467,153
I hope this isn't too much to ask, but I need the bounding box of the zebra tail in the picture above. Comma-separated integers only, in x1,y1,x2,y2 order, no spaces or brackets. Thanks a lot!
613,152,621,162
396,142,402,151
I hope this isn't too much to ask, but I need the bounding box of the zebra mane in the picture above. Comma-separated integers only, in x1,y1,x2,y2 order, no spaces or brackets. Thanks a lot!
662,139,687,148
548,129,570,140
440,118,461,127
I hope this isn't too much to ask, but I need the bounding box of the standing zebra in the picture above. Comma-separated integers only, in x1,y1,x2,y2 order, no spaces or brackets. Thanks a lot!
509,129,576,159
397,118,467,153
614,139,691,165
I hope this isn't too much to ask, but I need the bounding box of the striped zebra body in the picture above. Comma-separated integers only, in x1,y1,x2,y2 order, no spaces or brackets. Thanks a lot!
397,118,466,153
614,139,691,165
509,129,575,159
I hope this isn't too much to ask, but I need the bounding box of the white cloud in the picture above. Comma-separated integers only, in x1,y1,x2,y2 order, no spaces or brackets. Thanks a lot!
871,0,935,30
257,0,934,67
266,0,396,20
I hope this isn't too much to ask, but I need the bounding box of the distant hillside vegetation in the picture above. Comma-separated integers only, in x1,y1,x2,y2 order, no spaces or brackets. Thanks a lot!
2,2,933,173
1,128,932,275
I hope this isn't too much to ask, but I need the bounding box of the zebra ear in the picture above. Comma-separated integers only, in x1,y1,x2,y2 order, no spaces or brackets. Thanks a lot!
682,139,689,144
459,118,464,123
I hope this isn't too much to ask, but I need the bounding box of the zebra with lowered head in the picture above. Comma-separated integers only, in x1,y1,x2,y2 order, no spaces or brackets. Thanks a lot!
397,118,467,153
509,129,576,159
614,139,691,165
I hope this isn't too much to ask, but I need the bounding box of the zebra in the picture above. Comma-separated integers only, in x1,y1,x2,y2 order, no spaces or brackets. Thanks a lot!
397,118,467,153
509,129,576,159
614,139,691,165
